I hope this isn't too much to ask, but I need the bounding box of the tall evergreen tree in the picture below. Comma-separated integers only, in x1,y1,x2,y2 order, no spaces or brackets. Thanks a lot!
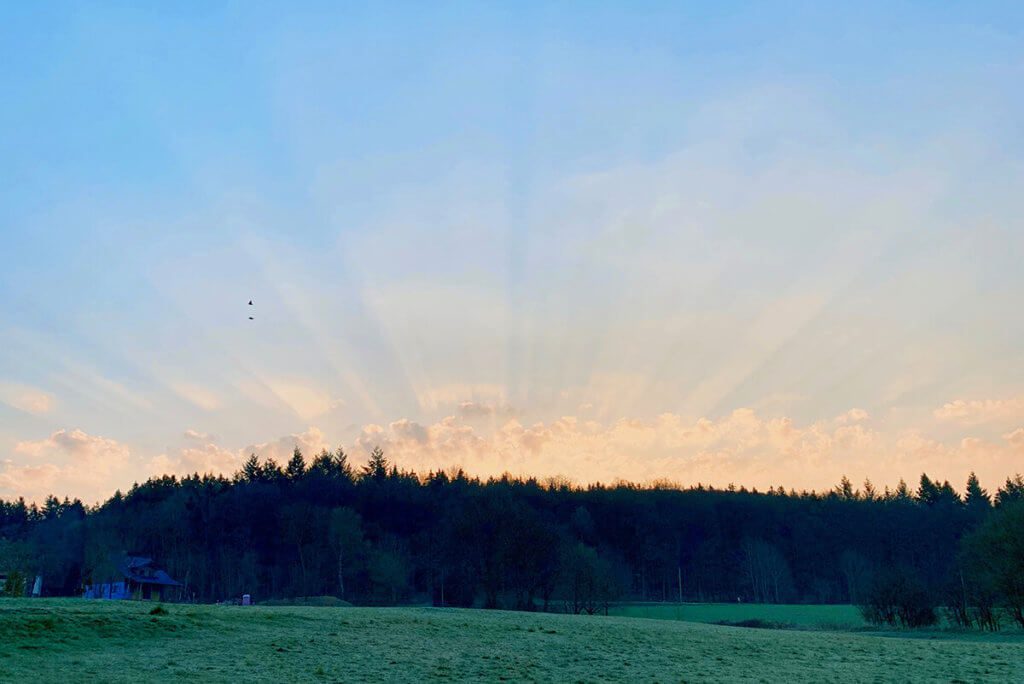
936,480,960,506
285,447,307,480
363,447,388,480
835,476,856,501
917,473,940,506
335,447,354,481
964,472,991,520
262,457,284,483
964,472,988,504
241,454,261,483
995,474,1024,507
309,449,335,477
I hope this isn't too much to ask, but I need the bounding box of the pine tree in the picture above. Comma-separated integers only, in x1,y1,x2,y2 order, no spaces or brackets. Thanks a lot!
335,447,354,481
862,479,877,501
363,446,388,480
285,447,306,480
964,472,991,512
310,449,334,476
917,473,940,505
936,480,960,505
241,454,261,483
835,476,856,500
262,457,283,482
995,474,1024,507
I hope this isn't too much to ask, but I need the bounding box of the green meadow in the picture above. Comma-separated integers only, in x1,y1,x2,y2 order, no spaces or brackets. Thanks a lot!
608,602,867,630
2,599,1023,682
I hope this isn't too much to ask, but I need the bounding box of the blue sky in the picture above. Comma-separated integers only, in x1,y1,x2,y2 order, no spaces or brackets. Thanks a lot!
2,2,1023,502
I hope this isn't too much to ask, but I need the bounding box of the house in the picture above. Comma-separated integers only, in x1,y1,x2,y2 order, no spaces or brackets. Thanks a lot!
83,556,182,602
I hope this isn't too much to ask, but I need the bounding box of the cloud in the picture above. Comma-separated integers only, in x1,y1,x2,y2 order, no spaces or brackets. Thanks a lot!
1004,428,1024,448
6,408,1024,504
836,408,869,424
0,382,54,415
458,401,520,419
241,426,332,464
143,426,340,485
0,424,341,503
183,429,216,442
348,408,1023,493
1,429,134,503
149,443,241,479
934,398,1024,425
388,418,429,444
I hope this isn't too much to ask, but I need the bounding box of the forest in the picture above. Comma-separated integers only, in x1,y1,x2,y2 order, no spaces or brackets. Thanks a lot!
2,446,1023,629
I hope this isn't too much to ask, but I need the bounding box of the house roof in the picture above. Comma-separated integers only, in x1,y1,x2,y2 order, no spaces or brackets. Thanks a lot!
118,556,181,586
126,569,181,586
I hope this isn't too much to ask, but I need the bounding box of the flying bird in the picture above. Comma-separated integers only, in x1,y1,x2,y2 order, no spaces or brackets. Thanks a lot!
248,316,254,320
248,300,253,305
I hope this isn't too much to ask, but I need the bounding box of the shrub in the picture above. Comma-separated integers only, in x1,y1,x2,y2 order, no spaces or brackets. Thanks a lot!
859,569,937,628
2,571,26,597
959,501,1024,629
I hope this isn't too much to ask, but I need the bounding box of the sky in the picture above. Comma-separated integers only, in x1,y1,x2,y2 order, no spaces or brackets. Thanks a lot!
2,2,1023,504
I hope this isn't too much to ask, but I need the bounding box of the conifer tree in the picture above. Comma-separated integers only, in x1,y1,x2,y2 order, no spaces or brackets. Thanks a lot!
241,453,261,483
917,473,940,505
995,474,1024,507
964,472,991,513
835,476,856,500
262,457,283,482
335,447,354,481
285,447,307,480
363,446,388,480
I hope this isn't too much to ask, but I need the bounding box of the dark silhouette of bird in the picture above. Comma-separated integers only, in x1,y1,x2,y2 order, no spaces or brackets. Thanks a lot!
248,316,254,320
248,300,253,305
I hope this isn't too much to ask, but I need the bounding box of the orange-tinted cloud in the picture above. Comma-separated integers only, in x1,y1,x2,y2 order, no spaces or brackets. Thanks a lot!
350,408,1023,493
0,382,54,415
934,398,1024,425
7,409,1024,505
1,429,133,503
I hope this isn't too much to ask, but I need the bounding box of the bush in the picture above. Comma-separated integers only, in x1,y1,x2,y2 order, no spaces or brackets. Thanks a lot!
1,570,26,597
859,569,937,628
959,501,1024,629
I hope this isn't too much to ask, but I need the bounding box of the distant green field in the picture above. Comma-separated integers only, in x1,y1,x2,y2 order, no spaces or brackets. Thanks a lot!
2,599,1022,682
609,602,867,629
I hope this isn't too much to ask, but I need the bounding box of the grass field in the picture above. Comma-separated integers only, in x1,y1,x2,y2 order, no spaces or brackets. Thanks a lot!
608,603,867,630
2,599,1023,682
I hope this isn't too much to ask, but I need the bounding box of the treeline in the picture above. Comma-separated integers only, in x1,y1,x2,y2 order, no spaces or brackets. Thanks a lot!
1,446,1023,627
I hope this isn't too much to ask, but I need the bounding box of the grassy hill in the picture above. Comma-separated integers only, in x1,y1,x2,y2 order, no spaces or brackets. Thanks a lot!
1,599,1022,682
